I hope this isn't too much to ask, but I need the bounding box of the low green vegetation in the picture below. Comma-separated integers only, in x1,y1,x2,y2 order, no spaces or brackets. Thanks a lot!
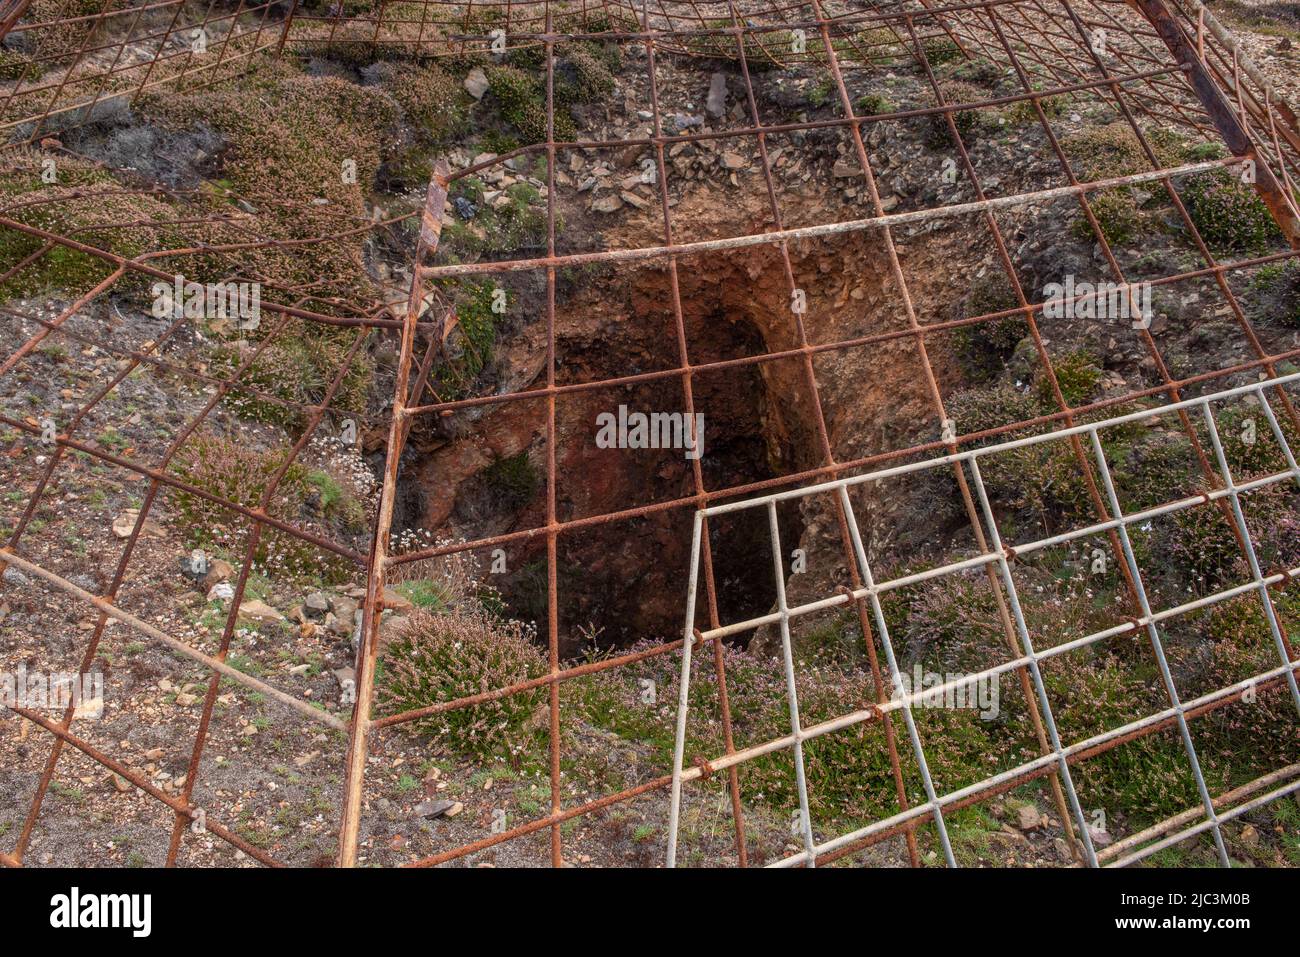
170,432,364,581
377,606,545,759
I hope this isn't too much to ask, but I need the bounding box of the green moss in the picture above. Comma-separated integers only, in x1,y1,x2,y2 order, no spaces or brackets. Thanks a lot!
855,93,893,117
484,451,539,510
426,280,510,398
1036,350,1103,407
807,73,836,108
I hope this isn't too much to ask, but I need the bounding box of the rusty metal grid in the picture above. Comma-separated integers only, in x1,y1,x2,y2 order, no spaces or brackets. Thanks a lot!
0,0,1297,868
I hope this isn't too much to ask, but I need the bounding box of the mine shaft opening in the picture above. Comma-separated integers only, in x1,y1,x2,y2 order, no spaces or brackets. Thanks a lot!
396,250,851,655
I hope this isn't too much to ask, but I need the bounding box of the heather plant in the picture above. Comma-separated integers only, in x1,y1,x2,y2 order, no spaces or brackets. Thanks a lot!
209,319,374,432
376,606,546,759
486,64,576,144
170,431,357,582
27,0,121,58
1179,168,1284,255
140,63,401,305
366,60,468,143
1250,261,1300,328
1035,349,1103,407
1062,123,1186,247
953,271,1027,383
0,162,176,300
922,80,983,149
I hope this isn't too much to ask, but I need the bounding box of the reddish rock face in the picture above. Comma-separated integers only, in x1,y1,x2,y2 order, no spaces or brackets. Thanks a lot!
404,191,961,654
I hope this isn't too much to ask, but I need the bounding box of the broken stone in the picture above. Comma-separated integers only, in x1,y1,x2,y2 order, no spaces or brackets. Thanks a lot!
413,799,458,819
463,67,489,100
382,587,413,613
207,582,235,603
720,151,747,170
706,72,727,119
201,559,234,590
592,193,624,214
1088,826,1114,848
330,600,359,638
304,592,331,621
1016,804,1045,831
237,599,284,623
112,509,164,539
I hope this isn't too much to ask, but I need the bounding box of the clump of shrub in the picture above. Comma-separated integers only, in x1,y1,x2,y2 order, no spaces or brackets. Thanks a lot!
555,42,617,102
427,280,508,396
945,56,1001,87
952,271,1027,383
0,49,42,81
484,450,540,511
26,0,120,58
486,64,576,144
1251,261,1300,328
855,93,893,117
1178,168,1285,255
1062,123,1286,254
170,432,355,582
1062,123,1182,247
1111,432,1196,512
209,320,374,433
1004,86,1067,126
921,80,983,149
0,161,174,299
141,63,400,305
1074,188,1140,246
681,20,796,69
921,37,963,67
377,606,546,759
805,72,837,109
366,60,468,143
1035,349,1103,407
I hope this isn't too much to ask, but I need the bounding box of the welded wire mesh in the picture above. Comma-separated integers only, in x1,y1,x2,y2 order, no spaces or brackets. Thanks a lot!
0,0,1297,867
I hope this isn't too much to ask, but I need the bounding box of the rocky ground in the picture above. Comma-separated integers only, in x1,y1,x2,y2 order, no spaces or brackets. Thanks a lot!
2,1,1299,868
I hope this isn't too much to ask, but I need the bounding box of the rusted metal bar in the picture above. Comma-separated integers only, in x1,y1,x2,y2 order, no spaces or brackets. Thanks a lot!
336,161,449,868
1132,0,1300,246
